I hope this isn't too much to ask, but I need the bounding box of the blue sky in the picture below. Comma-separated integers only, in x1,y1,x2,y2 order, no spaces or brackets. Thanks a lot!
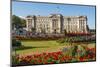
12,1,96,29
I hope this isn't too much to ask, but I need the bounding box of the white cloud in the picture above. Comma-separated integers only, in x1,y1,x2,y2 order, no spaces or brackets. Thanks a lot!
19,16,25,19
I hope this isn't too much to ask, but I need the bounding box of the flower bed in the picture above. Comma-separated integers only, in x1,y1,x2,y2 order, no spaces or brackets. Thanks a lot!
12,46,96,65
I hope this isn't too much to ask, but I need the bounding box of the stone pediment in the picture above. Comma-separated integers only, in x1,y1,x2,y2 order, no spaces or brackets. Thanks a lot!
49,14,61,18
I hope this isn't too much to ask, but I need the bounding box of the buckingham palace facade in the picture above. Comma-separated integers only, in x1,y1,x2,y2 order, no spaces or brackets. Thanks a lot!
26,14,88,34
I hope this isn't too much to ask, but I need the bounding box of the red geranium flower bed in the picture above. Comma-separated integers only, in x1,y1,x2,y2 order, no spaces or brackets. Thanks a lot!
13,47,96,65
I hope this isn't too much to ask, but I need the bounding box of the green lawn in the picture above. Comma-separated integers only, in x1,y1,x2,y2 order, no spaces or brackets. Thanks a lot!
13,40,66,55
12,40,95,56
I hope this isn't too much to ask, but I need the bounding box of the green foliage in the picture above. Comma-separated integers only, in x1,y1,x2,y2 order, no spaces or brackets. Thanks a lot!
12,15,21,24
56,38,66,43
21,18,26,27
62,45,86,58
77,45,86,57
12,39,22,47
72,45,78,57
12,55,20,65
12,15,26,29
57,36,87,45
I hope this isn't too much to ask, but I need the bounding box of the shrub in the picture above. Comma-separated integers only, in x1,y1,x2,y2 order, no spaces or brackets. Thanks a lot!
12,39,22,47
72,45,78,57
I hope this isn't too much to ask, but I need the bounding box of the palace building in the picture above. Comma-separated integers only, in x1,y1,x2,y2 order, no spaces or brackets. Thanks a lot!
26,14,89,34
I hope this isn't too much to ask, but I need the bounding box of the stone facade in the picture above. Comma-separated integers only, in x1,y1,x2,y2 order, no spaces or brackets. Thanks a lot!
26,14,88,34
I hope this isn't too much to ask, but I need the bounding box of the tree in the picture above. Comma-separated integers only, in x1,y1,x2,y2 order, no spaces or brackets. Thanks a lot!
21,19,26,27
12,15,21,29
12,15,26,30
